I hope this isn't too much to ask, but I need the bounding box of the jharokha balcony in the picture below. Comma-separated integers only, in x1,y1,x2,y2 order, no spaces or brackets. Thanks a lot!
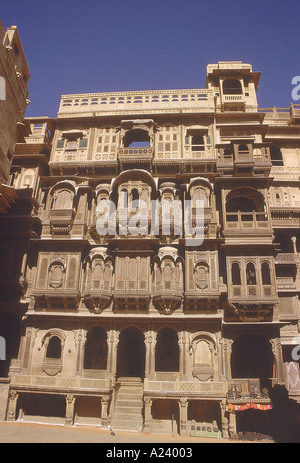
217,143,272,176
224,211,270,231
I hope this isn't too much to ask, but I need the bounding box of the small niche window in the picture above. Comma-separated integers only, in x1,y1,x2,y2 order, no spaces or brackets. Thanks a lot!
185,133,206,151
79,137,88,149
192,135,205,151
231,263,241,285
65,139,78,152
261,262,271,285
238,144,250,154
131,189,139,203
56,139,64,150
246,262,257,285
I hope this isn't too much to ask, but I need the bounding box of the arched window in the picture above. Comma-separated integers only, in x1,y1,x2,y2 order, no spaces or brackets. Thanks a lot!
54,189,73,210
192,187,208,207
194,262,209,290
231,262,241,285
223,79,243,95
155,327,179,372
118,189,128,209
246,262,257,285
131,188,139,203
261,262,271,285
46,336,62,359
49,262,65,289
270,146,284,166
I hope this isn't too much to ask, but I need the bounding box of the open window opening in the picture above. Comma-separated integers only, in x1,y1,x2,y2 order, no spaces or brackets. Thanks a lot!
222,79,243,95
270,146,284,166
123,129,150,148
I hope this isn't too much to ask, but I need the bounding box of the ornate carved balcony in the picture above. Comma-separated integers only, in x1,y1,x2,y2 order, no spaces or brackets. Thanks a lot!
118,147,154,166
153,287,183,314
217,145,271,176
49,208,75,236
32,288,81,310
224,211,272,237
83,287,112,313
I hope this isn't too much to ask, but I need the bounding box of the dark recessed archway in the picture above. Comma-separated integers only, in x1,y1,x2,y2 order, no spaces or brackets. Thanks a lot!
84,327,108,370
155,327,179,372
231,334,274,383
116,327,145,379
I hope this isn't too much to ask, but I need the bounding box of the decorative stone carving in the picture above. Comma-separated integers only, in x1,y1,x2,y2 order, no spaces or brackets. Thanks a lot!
48,258,66,289
83,247,113,313
190,332,217,381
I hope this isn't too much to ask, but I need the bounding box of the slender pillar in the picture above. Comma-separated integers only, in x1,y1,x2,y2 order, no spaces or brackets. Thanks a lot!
178,331,188,380
143,397,152,433
65,394,76,426
7,390,19,421
228,410,237,438
107,330,120,380
220,401,229,439
101,396,110,426
179,398,188,436
144,331,157,379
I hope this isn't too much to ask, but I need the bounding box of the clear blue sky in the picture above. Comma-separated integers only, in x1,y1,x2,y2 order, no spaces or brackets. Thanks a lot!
1,0,300,117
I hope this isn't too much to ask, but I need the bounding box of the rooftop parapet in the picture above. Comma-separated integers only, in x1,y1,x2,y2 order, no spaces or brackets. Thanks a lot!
58,88,215,117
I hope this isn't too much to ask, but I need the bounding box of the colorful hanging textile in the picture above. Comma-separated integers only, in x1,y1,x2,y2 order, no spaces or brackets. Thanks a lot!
227,403,272,411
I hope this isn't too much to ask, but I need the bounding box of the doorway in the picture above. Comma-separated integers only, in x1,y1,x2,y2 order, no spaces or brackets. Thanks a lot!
116,327,145,379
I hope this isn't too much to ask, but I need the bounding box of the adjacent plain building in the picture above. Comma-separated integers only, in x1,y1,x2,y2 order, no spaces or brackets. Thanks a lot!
0,20,30,213
1,60,300,439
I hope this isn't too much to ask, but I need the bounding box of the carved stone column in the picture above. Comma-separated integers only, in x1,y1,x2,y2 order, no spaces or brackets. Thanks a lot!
101,396,110,426
178,331,188,380
223,338,234,381
228,410,237,438
270,338,285,384
65,394,76,426
7,390,19,421
179,398,188,436
143,397,152,433
292,235,298,255
74,329,85,376
220,401,229,439
107,330,120,380
144,331,157,379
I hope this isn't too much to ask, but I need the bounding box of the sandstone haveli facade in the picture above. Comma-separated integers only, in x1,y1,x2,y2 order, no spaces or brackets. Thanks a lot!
0,33,300,439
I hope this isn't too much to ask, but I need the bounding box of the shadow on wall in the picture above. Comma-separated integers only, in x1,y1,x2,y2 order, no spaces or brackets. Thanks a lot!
269,385,300,443
236,385,300,442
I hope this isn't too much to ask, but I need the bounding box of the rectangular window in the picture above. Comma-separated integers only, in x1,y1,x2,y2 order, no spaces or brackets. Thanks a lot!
79,138,88,149
56,139,64,150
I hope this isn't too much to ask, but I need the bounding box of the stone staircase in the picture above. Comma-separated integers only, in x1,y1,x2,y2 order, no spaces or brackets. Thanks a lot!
110,378,144,432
